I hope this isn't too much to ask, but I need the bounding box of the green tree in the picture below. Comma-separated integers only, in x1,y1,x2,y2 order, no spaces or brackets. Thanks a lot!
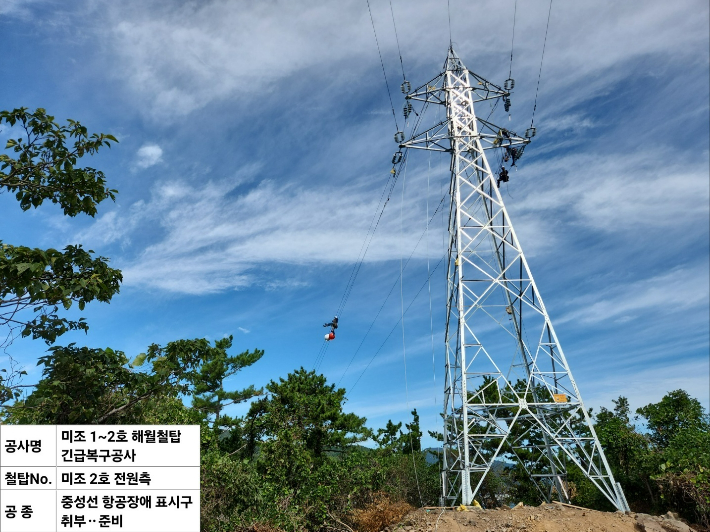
1,245,122,346
568,397,652,511
376,409,422,454
375,419,403,451
240,369,370,530
3,336,261,426
636,389,707,448
188,335,263,428
402,408,422,454
637,390,710,525
1,107,117,216
0,107,121,367
247,368,369,459
594,397,650,493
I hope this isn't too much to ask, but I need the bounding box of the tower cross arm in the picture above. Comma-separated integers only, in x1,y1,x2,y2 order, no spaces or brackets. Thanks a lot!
404,72,509,104
477,118,531,150
400,119,451,152
405,73,447,104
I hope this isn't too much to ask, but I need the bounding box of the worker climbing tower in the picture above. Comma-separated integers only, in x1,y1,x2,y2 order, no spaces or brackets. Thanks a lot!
399,48,629,511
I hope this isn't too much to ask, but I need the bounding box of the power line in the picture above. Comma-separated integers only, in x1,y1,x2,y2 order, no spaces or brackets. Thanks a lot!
389,0,407,81
531,0,553,129
329,102,431,350
348,254,445,394
316,5,422,371
398,157,424,508
366,0,399,131
315,155,404,373
335,192,446,385
331,0,413,320
508,0,517,80
426,151,437,410
336,155,403,316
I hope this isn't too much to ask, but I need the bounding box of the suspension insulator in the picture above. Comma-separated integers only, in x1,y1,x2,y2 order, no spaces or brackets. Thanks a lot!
401,80,411,94
394,131,405,143
504,98,511,112
504,78,515,91
525,127,537,138
403,101,413,118
392,151,403,165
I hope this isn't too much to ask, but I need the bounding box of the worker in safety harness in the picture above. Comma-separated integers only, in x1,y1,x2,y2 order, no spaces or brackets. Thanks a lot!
496,166,510,188
323,316,338,341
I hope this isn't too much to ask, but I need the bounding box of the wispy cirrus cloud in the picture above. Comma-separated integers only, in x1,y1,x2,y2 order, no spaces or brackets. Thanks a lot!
85,0,708,121
557,264,709,325
81,173,431,294
75,142,708,298
511,151,709,234
0,0,44,16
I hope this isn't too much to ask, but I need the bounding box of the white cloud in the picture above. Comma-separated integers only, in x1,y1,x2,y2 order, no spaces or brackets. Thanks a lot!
89,0,707,120
540,113,597,134
237,327,250,334
0,0,43,16
100,174,433,294
510,151,709,235
75,142,708,298
558,264,709,325
102,1,371,118
135,144,163,169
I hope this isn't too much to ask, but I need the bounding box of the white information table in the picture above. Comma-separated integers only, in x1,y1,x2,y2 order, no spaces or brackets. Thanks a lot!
0,425,200,532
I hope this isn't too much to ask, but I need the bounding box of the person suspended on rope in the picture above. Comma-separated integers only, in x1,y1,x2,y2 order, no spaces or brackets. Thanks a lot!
496,166,510,188
505,145,524,166
323,316,338,341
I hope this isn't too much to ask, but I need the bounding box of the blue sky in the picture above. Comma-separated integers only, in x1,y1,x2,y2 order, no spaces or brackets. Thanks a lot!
1,0,708,446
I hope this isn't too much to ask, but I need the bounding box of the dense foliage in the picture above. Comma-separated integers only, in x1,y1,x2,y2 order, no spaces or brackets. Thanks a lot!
1,107,117,216
569,390,709,527
0,108,121,361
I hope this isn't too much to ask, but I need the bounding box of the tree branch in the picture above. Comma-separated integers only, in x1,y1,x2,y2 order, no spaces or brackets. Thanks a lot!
95,389,156,424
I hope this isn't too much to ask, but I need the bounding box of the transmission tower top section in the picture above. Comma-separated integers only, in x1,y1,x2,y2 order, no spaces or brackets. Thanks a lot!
400,48,532,159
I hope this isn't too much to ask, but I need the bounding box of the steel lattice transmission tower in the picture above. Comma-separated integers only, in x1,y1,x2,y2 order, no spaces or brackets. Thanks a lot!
400,48,629,511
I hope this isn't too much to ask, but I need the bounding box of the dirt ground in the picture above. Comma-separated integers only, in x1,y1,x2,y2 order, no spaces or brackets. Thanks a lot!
387,503,702,532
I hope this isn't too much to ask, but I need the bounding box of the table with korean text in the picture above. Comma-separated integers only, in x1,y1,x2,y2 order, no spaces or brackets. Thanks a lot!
0,425,200,532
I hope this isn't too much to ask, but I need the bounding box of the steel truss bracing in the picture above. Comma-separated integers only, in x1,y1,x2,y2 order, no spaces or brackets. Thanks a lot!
400,48,629,511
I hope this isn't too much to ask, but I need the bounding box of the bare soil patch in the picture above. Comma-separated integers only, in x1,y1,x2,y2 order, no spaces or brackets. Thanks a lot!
379,503,705,532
